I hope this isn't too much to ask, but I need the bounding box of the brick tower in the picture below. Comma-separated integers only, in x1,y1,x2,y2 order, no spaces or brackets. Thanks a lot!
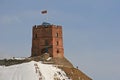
31,22,64,58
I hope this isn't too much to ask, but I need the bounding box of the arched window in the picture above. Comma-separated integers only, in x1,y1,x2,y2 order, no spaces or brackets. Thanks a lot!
56,32,58,37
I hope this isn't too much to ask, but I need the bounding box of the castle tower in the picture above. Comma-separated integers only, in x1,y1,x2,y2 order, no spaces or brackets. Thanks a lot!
31,22,64,58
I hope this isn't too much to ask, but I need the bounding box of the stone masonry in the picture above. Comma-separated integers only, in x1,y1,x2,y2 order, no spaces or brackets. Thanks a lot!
31,22,64,58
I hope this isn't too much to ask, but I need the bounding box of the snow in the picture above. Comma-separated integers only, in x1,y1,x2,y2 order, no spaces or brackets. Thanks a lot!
13,57,26,60
0,61,71,80
46,57,52,61
0,61,37,80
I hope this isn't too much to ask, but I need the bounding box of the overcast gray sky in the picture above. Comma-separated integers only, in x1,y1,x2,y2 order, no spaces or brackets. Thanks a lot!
0,0,120,80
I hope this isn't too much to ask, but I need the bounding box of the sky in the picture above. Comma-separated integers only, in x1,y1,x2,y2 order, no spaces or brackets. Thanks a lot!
0,0,120,80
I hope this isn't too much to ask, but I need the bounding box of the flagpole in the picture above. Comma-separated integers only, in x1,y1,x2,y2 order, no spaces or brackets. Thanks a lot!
41,10,48,22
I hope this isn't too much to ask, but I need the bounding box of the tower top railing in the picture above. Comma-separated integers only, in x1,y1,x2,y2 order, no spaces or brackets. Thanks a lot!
33,22,62,29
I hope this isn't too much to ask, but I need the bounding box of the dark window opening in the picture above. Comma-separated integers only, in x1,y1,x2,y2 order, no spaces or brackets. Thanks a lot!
57,49,59,53
35,34,37,38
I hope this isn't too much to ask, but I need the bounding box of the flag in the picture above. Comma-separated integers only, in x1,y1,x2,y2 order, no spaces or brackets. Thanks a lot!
41,10,47,14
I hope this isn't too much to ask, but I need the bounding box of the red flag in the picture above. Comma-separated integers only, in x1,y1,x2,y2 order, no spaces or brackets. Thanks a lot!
41,10,47,14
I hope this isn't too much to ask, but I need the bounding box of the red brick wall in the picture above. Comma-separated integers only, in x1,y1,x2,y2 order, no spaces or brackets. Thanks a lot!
31,24,64,58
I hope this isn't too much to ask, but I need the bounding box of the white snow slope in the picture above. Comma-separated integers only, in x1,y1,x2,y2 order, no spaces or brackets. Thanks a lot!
0,61,71,80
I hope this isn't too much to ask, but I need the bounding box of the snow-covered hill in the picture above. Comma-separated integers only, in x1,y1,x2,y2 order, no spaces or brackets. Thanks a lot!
0,61,71,80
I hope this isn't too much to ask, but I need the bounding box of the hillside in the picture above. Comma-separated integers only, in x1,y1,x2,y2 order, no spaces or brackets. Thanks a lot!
0,57,92,80
0,61,70,80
